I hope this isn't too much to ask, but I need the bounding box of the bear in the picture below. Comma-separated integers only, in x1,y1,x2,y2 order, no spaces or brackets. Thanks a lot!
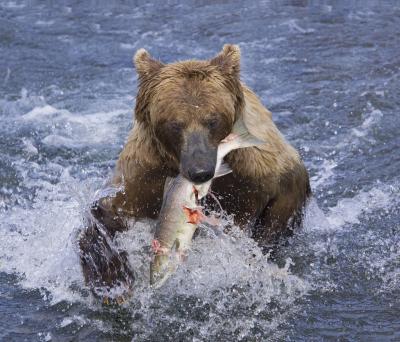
79,44,311,300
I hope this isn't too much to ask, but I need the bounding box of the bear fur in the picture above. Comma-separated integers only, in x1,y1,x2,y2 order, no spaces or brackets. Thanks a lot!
79,45,311,300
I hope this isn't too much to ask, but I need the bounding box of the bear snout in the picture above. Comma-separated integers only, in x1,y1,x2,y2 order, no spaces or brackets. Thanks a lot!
187,167,215,184
181,153,216,184
180,132,217,184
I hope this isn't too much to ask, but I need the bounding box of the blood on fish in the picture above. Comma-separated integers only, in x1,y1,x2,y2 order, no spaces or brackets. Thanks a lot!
151,239,161,252
183,206,203,224
221,133,238,143
151,239,169,255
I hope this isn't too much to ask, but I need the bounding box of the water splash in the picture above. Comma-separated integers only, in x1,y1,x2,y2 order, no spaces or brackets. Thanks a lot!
21,104,128,148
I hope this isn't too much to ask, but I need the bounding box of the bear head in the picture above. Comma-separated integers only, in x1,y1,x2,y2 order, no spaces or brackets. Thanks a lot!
133,44,244,184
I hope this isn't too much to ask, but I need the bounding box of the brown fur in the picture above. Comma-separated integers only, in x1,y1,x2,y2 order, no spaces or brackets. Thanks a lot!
79,45,311,298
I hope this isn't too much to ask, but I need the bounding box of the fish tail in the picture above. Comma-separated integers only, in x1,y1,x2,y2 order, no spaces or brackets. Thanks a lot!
223,118,265,149
214,162,232,178
237,132,265,148
232,116,249,136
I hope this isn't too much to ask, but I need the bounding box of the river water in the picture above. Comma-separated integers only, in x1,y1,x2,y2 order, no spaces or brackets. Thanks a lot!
1,1,399,341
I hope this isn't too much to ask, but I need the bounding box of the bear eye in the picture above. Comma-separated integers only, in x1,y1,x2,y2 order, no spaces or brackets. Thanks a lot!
165,120,183,133
205,117,219,130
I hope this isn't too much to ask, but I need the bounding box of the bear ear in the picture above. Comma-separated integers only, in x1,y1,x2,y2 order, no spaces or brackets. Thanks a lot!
210,44,241,77
133,48,164,79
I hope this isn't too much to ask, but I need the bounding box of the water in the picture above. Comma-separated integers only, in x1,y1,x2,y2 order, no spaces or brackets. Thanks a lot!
1,1,399,340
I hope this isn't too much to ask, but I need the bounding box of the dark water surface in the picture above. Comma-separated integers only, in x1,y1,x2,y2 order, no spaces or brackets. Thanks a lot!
1,1,399,341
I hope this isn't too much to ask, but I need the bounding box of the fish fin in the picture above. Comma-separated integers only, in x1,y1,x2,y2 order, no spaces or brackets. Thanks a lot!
172,239,180,252
214,162,232,178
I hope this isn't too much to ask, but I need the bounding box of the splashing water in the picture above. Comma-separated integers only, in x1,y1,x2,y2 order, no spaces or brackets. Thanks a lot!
1,0,400,340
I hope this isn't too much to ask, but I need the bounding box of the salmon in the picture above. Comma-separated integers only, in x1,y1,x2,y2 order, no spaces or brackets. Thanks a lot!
150,118,264,287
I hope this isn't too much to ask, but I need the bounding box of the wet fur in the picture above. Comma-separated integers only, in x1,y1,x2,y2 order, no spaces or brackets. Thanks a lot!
79,45,311,298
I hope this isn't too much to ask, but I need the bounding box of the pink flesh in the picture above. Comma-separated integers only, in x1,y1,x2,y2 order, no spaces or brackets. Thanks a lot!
151,239,170,255
221,133,238,143
183,206,204,224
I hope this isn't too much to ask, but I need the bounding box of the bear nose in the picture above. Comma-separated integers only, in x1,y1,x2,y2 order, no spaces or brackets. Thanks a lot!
187,168,214,184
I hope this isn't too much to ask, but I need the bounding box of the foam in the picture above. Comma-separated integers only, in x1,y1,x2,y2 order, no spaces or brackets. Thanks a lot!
0,160,310,338
304,182,398,233
117,219,310,339
352,107,383,138
310,159,337,189
1,149,398,338
1,88,397,338
0,162,104,304
22,138,39,155
21,105,128,147
284,19,315,34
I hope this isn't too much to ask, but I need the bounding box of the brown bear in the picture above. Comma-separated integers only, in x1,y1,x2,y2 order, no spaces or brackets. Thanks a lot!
79,45,311,300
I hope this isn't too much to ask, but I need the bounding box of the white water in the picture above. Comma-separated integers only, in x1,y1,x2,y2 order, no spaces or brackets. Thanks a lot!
1,135,398,339
1,1,400,339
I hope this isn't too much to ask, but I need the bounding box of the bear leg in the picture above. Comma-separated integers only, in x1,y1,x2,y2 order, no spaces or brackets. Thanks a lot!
79,202,135,302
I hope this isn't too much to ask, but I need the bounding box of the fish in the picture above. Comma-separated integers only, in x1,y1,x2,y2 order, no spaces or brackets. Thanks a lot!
150,118,265,288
